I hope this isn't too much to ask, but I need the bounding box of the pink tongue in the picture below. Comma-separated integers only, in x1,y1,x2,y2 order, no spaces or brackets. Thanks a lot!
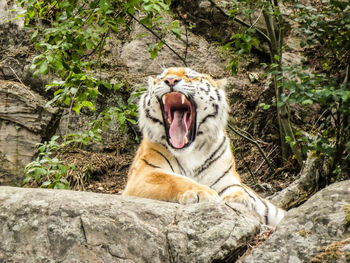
169,110,188,148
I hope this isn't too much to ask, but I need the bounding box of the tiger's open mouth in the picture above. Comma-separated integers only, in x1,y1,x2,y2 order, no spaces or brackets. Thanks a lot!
160,92,196,149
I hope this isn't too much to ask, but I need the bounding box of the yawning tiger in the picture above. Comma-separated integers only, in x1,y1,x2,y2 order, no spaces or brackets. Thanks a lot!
123,67,285,226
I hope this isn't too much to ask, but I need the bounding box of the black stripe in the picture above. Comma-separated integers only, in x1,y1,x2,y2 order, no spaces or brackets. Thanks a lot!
197,104,219,131
145,109,163,125
146,95,151,106
195,136,226,176
174,157,186,175
216,89,221,101
244,184,270,224
210,163,233,188
142,159,161,169
196,141,206,151
218,184,257,202
218,184,242,196
263,200,269,225
151,148,174,172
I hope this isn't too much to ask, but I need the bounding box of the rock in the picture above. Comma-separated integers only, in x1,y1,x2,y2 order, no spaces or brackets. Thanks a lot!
239,180,350,263
119,17,229,77
0,186,260,263
0,80,60,185
171,0,237,42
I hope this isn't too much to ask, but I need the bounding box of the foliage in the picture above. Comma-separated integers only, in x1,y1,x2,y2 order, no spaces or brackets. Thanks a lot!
290,1,350,174
23,136,73,189
17,0,179,188
224,0,349,176
295,1,350,74
17,0,173,113
225,0,303,165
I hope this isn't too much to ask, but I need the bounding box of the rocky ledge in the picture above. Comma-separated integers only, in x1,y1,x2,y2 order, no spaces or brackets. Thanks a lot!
0,180,349,263
0,187,260,263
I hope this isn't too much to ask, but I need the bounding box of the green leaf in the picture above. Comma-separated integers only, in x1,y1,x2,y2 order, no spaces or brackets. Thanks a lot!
149,43,159,59
34,168,44,181
274,55,280,62
73,104,82,115
227,60,238,75
277,101,284,107
102,81,112,89
39,60,49,75
302,99,313,105
127,118,137,124
259,103,271,110
23,176,32,184
41,181,52,188
55,182,67,189
81,101,95,111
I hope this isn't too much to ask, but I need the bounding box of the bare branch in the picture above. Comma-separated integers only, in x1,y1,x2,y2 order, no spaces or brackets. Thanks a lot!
228,124,275,171
127,12,188,66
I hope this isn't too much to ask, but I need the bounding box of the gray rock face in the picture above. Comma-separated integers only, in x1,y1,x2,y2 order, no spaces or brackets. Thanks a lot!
119,18,228,78
0,81,59,185
240,180,350,263
0,186,260,263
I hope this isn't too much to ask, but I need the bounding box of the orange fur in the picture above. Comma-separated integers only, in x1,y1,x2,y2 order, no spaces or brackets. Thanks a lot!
123,139,219,203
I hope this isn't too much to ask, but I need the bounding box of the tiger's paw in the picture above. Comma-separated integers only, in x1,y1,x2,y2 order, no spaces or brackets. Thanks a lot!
222,191,256,211
179,188,221,205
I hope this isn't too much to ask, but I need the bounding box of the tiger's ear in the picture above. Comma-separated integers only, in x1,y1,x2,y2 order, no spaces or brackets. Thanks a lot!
215,79,228,90
148,76,155,90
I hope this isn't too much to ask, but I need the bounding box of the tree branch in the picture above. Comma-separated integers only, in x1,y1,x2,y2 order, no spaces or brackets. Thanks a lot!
127,12,188,66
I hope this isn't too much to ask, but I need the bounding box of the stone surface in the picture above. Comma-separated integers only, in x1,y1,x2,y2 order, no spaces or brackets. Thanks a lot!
119,17,229,78
0,186,260,263
0,80,59,185
239,180,350,263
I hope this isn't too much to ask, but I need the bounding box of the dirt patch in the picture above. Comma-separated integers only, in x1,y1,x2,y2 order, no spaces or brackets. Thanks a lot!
58,148,134,194
239,228,274,260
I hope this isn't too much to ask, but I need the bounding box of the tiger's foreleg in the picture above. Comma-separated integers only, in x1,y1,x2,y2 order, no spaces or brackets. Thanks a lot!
123,170,221,204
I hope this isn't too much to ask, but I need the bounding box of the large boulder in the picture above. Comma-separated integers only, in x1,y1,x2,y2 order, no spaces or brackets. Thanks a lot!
240,180,350,263
0,81,60,185
0,186,260,263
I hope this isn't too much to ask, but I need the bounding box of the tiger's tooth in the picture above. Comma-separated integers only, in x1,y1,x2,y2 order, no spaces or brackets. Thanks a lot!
162,96,166,104
181,94,185,104
168,118,171,124
185,137,188,144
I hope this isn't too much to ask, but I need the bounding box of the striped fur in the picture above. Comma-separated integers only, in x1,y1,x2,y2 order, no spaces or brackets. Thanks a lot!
123,67,285,226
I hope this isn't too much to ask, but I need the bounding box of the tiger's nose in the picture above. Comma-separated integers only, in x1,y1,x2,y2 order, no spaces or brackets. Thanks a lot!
164,77,181,88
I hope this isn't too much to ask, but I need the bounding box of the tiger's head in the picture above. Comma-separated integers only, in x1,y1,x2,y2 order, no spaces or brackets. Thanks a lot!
139,67,228,153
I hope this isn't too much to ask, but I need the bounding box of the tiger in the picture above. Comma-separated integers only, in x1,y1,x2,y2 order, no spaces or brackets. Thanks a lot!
122,67,285,226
